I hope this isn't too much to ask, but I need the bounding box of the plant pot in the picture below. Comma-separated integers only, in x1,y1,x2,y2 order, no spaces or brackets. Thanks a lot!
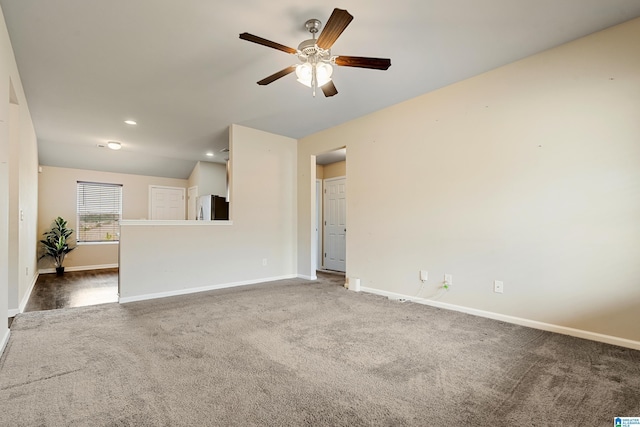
56,266,65,276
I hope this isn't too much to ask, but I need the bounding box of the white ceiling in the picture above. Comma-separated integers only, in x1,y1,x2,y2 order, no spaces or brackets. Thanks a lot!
2,1,639,179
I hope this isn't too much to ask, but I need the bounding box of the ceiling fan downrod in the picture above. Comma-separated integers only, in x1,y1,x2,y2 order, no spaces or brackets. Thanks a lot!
305,18,321,37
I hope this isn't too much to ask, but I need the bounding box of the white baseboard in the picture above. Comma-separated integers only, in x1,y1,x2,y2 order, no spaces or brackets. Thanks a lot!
0,329,10,357
39,264,118,274
298,274,317,280
7,272,39,318
119,274,298,304
361,286,640,351
18,272,39,314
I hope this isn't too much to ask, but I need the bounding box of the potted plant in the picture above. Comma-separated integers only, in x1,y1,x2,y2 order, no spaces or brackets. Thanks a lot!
40,216,77,275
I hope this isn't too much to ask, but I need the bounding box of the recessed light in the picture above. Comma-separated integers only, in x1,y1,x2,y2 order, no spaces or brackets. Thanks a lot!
206,152,214,157
107,141,122,150
124,120,137,125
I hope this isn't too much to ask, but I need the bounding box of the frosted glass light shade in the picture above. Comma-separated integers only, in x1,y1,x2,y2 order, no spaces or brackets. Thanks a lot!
296,63,313,87
316,63,333,86
296,62,333,88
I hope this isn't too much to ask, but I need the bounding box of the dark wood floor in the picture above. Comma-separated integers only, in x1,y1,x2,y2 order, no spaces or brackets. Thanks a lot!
8,268,340,328
8,268,118,328
24,268,119,312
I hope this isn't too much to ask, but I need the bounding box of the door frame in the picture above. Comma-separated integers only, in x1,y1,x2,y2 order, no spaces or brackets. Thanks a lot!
314,179,322,270
187,186,198,221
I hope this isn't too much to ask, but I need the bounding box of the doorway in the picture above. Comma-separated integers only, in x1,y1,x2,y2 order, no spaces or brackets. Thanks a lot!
315,148,346,274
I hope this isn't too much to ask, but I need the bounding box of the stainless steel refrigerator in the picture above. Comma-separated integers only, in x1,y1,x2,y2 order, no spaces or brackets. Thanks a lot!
197,195,229,220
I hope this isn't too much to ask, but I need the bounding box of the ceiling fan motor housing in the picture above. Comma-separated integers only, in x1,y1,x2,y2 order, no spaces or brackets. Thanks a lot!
297,39,331,63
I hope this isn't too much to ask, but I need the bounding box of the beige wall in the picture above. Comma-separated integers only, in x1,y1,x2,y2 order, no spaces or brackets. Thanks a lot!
188,161,226,197
322,161,346,180
38,166,187,270
0,14,8,342
298,18,640,342
119,125,297,300
7,99,38,314
316,161,346,180
1,6,39,332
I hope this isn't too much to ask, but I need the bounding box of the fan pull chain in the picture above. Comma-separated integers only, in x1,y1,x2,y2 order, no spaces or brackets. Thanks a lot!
312,64,317,97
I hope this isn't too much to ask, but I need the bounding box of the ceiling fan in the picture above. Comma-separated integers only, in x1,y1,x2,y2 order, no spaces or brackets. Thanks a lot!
239,8,391,97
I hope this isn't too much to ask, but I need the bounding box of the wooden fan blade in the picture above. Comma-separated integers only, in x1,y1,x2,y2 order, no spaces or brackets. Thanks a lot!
257,66,297,85
316,8,354,50
321,80,338,97
334,56,391,70
239,33,297,54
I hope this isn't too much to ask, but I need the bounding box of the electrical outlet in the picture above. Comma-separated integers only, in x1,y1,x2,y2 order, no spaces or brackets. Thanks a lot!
444,274,453,285
262,258,268,266
494,280,504,293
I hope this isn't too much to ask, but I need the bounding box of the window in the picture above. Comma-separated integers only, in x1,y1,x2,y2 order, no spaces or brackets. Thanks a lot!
77,181,123,242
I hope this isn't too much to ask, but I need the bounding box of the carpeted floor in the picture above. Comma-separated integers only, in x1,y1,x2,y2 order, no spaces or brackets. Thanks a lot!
1,274,639,426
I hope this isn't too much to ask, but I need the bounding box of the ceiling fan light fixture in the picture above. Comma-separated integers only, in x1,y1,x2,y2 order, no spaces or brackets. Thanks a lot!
296,62,333,88
240,8,389,98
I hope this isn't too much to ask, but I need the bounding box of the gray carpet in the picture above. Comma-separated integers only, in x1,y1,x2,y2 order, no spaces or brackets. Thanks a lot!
1,274,639,426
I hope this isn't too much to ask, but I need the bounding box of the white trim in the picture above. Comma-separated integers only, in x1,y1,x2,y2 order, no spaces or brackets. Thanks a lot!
119,274,298,304
187,185,198,221
361,286,640,351
38,263,118,275
18,272,39,313
77,241,119,246
0,329,9,357
298,274,317,280
313,178,322,272
120,219,232,226
8,271,40,317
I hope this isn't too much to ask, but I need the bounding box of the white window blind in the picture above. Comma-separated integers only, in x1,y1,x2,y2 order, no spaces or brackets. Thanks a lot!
77,181,123,242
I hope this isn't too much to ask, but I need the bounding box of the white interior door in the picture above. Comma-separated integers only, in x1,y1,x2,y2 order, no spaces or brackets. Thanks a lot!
324,177,346,272
187,186,198,220
149,186,185,220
